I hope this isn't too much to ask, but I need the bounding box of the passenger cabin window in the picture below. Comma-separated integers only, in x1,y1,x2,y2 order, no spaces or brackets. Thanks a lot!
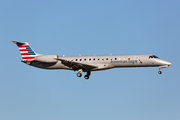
76,59,78,61
106,58,108,60
128,58,130,60
80,59,82,61
98,58,100,61
115,58,117,60
84,59,86,61
89,58,91,61
102,58,104,61
93,58,95,61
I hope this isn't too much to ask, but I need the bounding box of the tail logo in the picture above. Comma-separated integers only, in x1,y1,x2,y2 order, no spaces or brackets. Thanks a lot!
18,45,36,63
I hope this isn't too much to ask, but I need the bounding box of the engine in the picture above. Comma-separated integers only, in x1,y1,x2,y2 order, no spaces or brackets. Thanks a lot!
35,55,58,63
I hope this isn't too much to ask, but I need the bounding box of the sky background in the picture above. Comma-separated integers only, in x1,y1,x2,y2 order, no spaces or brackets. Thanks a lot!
0,0,180,120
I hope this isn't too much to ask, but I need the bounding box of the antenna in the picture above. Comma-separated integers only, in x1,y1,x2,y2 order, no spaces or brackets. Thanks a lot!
110,53,112,55
63,55,65,57
79,54,81,56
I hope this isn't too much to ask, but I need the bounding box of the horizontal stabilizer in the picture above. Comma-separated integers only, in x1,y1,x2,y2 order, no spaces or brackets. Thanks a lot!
10,40,29,46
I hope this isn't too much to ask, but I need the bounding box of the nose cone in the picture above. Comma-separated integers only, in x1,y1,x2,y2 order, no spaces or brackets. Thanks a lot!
167,61,172,66
159,59,172,66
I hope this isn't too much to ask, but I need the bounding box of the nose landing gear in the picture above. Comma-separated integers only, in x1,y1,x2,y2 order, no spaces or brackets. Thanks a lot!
158,71,162,74
158,68,162,74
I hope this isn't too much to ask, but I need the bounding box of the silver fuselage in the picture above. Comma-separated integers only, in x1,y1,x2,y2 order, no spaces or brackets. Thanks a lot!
30,54,171,72
11,41,172,79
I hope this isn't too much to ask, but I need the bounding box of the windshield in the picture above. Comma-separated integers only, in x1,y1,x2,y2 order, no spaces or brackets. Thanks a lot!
149,55,159,59
153,55,158,58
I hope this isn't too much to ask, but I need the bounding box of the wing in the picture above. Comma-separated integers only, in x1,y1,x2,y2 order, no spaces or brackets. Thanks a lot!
55,58,97,71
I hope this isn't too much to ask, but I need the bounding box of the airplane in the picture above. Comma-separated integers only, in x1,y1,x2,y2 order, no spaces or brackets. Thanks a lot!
11,41,172,79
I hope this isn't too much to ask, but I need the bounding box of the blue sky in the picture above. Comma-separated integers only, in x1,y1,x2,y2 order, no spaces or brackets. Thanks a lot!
0,0,180,120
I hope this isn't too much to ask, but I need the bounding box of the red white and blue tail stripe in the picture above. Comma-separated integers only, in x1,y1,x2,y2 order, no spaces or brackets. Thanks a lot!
11,41,37,63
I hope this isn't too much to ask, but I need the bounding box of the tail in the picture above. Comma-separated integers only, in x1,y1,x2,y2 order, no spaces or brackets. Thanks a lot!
11,41,37,63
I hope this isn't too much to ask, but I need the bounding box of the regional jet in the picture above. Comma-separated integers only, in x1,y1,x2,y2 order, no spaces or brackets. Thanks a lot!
11,41,172,79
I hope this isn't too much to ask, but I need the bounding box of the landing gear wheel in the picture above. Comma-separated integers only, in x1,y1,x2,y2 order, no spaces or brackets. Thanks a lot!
158,71,162,74
84,75,89,80
77,73,82,77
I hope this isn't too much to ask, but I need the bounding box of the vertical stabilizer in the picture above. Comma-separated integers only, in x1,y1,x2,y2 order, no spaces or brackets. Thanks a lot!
11,41,37,63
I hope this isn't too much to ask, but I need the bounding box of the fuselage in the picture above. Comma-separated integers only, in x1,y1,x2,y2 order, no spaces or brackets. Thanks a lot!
11,41,172,79
30,54,171,72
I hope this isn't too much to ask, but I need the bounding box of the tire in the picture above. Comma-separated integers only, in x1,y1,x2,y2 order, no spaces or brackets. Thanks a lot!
84,75,89,79
158,71,162,74
77,73,82,77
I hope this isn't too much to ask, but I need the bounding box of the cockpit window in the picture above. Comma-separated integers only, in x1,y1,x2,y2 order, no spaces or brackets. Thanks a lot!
149,55,159,59
149,56,153,59
153,55,158,58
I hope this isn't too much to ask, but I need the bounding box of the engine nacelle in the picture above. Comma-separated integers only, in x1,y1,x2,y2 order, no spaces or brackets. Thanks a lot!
35,55,58,63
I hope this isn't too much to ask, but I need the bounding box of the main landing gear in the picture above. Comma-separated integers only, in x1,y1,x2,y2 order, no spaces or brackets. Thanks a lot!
76,69,91,80
158,67,162,74
77,69,83,77
77,72,82,77
84,71,91,79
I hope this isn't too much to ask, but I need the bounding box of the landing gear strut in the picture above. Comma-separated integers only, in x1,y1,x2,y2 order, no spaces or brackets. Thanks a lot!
77,69,83,77
158,68,162,74
84,71,91,80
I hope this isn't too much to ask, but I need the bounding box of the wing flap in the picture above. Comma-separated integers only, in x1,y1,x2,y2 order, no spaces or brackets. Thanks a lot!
55,58,97,70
